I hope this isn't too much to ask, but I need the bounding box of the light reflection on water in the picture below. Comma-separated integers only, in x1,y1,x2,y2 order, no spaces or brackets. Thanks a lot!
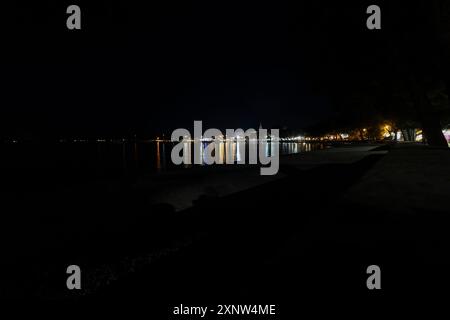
152,141,322,171
1,141,323,174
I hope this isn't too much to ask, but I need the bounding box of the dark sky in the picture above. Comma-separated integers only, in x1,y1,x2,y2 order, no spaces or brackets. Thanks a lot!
1,1,404,137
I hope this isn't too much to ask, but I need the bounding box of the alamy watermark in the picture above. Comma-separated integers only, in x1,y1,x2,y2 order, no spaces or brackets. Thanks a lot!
171,121,279,175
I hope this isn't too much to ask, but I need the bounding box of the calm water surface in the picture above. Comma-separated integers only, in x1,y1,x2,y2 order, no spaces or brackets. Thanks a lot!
1,141,324,176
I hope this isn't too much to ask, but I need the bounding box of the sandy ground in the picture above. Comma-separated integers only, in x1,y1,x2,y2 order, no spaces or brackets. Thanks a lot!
343,143,450,213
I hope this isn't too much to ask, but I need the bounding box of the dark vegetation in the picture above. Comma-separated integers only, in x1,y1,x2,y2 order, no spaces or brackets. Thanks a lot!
298,1,450,146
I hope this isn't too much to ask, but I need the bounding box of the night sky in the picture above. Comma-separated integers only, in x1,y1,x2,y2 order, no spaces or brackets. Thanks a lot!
1,1,408,138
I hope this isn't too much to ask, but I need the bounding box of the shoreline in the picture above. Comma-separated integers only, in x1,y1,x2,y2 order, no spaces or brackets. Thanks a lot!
1,142,448,301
